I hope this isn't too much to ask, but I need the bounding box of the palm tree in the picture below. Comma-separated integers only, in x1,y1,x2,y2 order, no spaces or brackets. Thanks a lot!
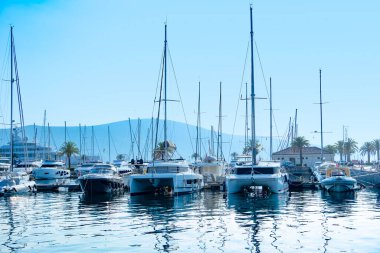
230,152,238,160
191,153,200,161
335,141,345,162
243,140,263,156
372,139,380,162
360,142,375,164
153,141,176,159
324,145,337,161
344,138,358,162
59,141,79,169
291,136,310,166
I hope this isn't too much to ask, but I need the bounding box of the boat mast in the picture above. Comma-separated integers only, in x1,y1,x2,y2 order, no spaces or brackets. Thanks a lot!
270,77,273,160
164,23,168,161
196,82,201,161
108,125,111,163
10,26,14,171
250,6,256,165
79,123,82,163
245,82,248,148
64,121,67,144
319,69,324,161
217,82,223,160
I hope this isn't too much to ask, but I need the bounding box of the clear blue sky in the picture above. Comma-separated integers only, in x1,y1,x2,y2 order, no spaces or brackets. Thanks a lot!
0,0,379,156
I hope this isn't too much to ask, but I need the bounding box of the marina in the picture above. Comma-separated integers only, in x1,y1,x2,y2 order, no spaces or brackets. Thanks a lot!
1,1,380,252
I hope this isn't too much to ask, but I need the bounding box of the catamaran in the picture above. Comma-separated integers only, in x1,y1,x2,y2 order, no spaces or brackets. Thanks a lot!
225,6,289,194
129,24,203,195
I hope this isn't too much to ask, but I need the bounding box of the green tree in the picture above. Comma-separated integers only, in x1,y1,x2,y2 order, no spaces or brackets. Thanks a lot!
230,152,238,160
335,141,345,162
372,139,380,162
344,138,358,162
291,136,310,166
324,145,337,161
360,142,375,164
153,141,176,160
116,154,125,160
243,140,263,156
59,141,79,169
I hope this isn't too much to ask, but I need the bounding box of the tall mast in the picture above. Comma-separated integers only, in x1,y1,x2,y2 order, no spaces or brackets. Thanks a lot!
319,69,324,161
250,6,256,165
10,26,14,171
91,126,94,158
33,123,37,160
217,82,223,160
270,77,273,160
47,123,50,160
163,23,168,160
196,82,201,161
43,109,46,159
128,118,134,159
79,124,82,163
245,82,249,148
108,126,111,163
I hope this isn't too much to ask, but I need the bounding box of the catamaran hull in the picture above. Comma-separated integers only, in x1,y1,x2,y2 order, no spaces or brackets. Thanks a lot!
79,177,124,194
226,174,289,194
321,177,358,192
33,168,71,180
129,173,204,195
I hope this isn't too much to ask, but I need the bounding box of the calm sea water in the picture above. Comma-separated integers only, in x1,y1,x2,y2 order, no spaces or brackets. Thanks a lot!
1,188,380,253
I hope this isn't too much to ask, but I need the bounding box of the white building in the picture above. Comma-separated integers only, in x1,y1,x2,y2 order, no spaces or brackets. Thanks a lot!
272,146,334,168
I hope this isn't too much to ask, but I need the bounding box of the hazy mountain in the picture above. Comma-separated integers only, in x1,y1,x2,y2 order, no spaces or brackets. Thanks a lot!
3,119,278,162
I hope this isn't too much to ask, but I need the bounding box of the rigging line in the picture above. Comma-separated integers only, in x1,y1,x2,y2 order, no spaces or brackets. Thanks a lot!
228,40,250,160
154,52,165,154
12,34,29,162
94,133,103,161
167,46,194,154
151,46,165,119
110,132,119,156
253,39,281,148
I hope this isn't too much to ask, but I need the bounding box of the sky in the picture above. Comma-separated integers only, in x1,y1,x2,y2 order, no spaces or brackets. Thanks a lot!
0,0,379,157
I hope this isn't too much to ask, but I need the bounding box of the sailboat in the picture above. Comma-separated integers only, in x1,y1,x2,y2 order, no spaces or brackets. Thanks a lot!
192,82,226,186
0,26,36,196
129,24,204,195
225,6,289,194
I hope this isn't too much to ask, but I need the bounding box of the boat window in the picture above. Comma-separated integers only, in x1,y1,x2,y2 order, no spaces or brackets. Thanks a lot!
235,167,280,175
147,167,188,173
41,164,63,168
90,168,114,174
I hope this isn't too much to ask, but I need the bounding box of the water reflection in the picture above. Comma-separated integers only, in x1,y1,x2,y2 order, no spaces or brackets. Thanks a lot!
129,193,199,252
227,193,289,253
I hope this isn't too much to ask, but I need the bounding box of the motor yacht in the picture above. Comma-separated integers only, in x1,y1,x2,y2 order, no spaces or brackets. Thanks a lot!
32,160,70,180
78,164,124,194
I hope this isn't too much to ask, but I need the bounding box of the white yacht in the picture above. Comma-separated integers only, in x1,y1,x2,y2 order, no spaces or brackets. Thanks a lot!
32,160,70,180
112,160,134,188
226,161,289,194
129,159,203,195
14,161,41,174
0,171,36,196
78,164,124,194
320,166,358,192
193,156,225,184
74,161,102,177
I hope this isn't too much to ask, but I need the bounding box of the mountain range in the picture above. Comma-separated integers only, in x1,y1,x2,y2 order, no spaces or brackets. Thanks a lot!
2,119,280,163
